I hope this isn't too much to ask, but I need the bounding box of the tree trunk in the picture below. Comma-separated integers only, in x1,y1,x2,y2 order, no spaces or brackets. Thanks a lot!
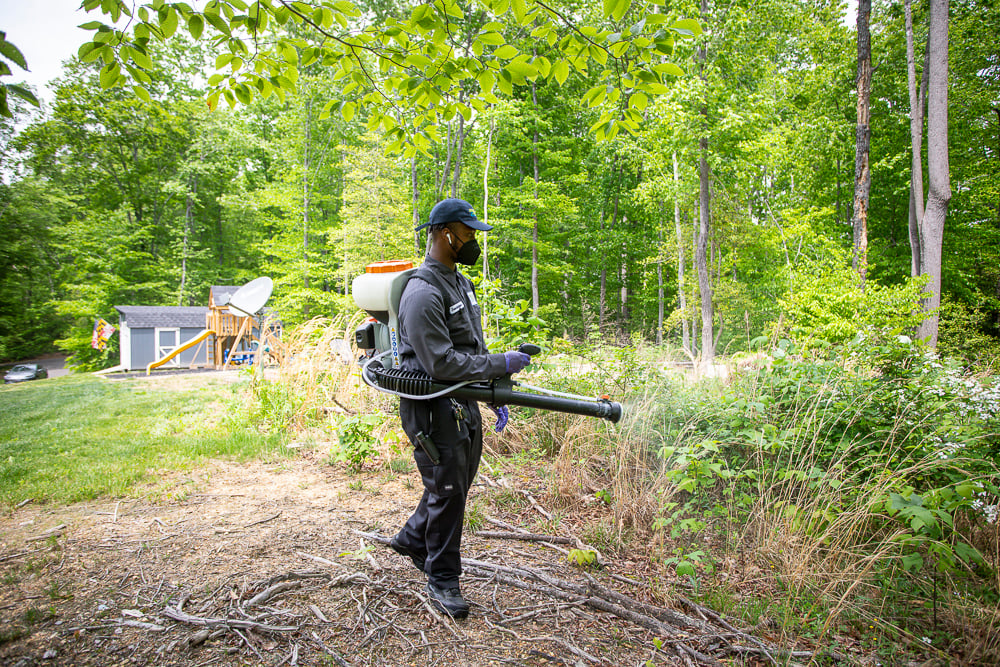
696,0,714,366
531,80,540,315
302,97,312,315
599,208,607,337
411,157,421,256
916,0,951,347
452,112,465,197
673,153,688,351
179,178,195,306
620,226,628,337
852,0,872,285
482,118,495,282
697,144,714,365
906,1,929,277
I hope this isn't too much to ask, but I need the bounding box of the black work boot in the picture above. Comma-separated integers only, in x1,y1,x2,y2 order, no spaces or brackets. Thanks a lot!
425,582,469,619
389,536,426,573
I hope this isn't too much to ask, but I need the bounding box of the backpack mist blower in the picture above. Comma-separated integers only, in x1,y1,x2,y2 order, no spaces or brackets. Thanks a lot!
351,261,622,423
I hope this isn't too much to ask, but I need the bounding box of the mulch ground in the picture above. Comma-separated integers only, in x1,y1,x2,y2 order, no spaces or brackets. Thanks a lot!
2,452,732,667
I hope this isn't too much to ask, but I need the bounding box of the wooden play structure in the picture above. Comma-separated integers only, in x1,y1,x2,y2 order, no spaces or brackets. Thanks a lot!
135,280,282,375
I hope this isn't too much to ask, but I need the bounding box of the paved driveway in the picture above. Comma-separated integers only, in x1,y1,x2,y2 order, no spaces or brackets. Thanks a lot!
2,354,70,379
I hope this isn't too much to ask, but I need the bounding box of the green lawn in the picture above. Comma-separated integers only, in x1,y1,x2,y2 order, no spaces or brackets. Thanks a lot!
0,373,287,507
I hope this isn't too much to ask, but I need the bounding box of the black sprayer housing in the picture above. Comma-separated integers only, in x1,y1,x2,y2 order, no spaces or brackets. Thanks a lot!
363,359,623,423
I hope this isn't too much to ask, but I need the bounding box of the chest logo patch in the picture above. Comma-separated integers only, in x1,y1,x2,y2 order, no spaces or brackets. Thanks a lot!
449,301,465,315
466,290,478,307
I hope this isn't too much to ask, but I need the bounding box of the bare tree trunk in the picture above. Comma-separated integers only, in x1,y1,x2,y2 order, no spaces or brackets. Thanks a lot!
696,0,714,366
179,178,195,306
482,118,495,282
436,123,453,200
852,0,872,285
302,97,312,315
452,112,465,197
411,157,421,256
657,218,664,346
916,0,951,347
673,153,688,351
620,226,628,336
531,81,540,315
697,147,714,365
599,208,607,338
906,0,928,277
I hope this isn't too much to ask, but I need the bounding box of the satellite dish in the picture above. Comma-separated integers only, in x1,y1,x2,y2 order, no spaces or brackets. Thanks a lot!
227,277,273,317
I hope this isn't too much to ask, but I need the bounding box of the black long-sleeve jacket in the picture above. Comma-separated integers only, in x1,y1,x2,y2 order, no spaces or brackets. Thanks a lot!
397,258,507,382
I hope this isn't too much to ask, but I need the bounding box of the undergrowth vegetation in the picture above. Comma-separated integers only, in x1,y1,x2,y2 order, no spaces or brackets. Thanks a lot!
242,317,1000,663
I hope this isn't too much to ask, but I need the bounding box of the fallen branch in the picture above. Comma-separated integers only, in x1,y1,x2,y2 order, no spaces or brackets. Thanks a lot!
244,511,281,528
245,581,301,609
162,606,297,633
26,524,66,542
475,530,574,544
0,547,45,563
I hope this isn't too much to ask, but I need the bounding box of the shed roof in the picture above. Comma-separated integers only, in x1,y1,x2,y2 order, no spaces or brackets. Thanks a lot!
114,306,208,329
209,285,245,308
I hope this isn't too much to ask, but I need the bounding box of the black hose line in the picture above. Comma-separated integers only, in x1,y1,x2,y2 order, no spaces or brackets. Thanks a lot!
365,360,622,423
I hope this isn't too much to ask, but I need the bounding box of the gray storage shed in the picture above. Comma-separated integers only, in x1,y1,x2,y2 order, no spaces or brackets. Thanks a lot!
114,306,211,371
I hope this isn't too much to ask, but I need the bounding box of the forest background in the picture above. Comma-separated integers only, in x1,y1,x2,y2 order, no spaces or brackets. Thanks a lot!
0,0,996,369
1,0,1000,661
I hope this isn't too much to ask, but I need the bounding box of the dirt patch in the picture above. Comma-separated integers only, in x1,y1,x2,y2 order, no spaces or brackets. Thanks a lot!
1,453,728,666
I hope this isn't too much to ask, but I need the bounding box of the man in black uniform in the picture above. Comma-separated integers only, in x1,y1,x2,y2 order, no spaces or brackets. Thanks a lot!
390,198,531,619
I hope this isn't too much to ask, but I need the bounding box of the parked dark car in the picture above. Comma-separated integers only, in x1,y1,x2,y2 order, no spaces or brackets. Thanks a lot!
4,364,48,383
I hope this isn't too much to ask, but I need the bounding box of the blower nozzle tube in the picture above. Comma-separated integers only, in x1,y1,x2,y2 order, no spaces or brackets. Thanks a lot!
364,360,623,423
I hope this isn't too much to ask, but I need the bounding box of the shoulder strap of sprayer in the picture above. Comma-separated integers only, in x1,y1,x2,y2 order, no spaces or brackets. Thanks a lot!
405,264,455,314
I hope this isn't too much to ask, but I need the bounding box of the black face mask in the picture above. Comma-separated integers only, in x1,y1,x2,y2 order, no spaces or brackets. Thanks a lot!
448,233,482,265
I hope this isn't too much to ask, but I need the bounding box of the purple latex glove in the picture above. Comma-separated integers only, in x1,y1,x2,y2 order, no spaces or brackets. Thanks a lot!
488,404,509,432
503,350,531,374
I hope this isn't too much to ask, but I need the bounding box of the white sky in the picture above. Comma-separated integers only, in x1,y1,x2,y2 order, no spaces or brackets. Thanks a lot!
0,0,94,105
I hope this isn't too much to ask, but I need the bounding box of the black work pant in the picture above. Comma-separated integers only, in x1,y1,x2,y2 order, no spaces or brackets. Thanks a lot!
396,396,482,589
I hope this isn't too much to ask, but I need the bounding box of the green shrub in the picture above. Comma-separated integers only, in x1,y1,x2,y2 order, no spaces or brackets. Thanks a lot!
777,258,927,349
330,413,383,472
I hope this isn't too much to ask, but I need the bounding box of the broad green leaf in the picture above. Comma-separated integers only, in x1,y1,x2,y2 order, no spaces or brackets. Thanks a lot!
552,59,569,85
341,100,356,121
132,85,151,103
130,48,153,70
675,561,696,577
0,37,28,70
671,18,702,37
478,31,505,46
205,12,231,36
6,84,39,107
234,83,252,104
610,41,630,58
187,14,204,40
494,44,518,60
589,45,608,66
78,41,102,63
477,70,496,93
215,53,233,69
511,0,527,24
99,62,120,88
534,56,551,78
901,552,923,571
606,0,630,22
630,91,648,111
158,7,179,38
656,62,684,77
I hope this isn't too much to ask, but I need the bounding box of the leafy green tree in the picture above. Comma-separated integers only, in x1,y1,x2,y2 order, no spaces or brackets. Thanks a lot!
0,32,39,119
77,0,700,150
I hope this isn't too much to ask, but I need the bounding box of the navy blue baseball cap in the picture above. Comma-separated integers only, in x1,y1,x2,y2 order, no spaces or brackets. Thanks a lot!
415,198,493,232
